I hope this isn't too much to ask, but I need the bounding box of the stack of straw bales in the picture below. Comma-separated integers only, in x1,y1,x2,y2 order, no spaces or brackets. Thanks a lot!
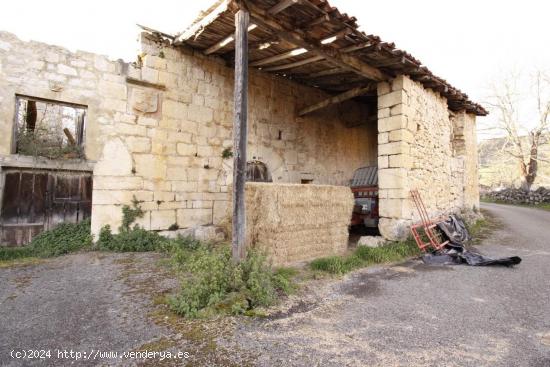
229,182,354,266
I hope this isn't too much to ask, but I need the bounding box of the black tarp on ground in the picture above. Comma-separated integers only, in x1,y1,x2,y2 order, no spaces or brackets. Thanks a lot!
421,215,521,267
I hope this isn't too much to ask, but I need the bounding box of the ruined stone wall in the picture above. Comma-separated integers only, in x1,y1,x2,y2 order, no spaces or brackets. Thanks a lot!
0,31,119,160
0,31,376,238
377,75,479,239
0,31,127,217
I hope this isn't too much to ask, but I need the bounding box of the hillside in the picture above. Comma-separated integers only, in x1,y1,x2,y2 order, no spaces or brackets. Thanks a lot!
478,136,550,188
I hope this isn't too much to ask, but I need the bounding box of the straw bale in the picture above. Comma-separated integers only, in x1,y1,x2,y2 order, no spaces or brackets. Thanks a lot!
228,182,354,266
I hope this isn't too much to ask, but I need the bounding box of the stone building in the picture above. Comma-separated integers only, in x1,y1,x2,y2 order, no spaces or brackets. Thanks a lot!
0,0,486,260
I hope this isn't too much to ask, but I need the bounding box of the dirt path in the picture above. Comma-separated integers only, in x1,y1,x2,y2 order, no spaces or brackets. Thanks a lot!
1,203,549,366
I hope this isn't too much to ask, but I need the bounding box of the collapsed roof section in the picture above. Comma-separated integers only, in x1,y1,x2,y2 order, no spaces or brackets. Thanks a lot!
167,0,487,116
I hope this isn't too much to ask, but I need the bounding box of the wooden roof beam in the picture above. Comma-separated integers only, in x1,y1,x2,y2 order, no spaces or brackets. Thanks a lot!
251,47,309,67
263,55,324,72
268,0,300,15
302,67,347,79
176,0,231,44
304,14,331,28
244,1,387,81
298,85,375,116
250,29,350,67
204,0,300,55
204,23,258,55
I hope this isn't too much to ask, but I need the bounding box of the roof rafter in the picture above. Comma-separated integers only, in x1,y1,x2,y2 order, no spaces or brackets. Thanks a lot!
203,0,301,55
298,84,375,116
244,0,387,81
263,55,324,71
176,0,231,44
250,28,350,67
204,23,257,55
268,0,300,14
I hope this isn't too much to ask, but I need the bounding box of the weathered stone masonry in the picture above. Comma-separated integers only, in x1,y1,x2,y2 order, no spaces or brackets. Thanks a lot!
0,31,377,240
1,26,481,247
376,75,480,240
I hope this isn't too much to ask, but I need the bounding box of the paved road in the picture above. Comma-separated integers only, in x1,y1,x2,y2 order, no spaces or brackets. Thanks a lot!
0,253,177,366
227,203,550,366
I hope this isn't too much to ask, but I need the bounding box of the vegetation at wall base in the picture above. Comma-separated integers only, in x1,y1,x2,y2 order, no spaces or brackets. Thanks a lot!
96,225,168,252
0,197,296,318
0,219,92,261
97,197,170,252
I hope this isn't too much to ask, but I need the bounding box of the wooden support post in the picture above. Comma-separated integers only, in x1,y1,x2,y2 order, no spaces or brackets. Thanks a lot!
232,9,249,262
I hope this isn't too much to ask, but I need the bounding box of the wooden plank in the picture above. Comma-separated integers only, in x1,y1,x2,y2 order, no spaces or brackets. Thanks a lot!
263,55,324,72
340,42,372,53
298,85,374,116
204,23,257,55
31,173,47,224
1,172,21,225
232,9,249,262
268,0,300,15
63,128,77,145
175,0,231,44
203,0,299,55
245,2,387,81
303,14,331,28
251,47,308,67
301,67,345,79
250,29,350,67
18,173,34,224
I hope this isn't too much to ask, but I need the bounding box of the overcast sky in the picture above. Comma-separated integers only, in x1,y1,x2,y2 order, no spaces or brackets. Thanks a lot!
1,0,549,137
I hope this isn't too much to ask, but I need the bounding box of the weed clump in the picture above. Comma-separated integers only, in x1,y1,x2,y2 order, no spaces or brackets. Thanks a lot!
97,225,167,252
0,219,92,261
97,197,169,252
169,246,294,318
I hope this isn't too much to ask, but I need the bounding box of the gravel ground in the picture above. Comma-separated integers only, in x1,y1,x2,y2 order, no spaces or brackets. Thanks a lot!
1,203,549,366
222,203,550,366
0,252,178,366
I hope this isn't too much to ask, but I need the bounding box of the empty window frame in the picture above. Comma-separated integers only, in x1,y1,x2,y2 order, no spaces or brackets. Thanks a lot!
14,96,87,159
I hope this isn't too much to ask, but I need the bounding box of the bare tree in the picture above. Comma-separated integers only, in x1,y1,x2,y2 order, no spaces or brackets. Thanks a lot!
485,70,550,190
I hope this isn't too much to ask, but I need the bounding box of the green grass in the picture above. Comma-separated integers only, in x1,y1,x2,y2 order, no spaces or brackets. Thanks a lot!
481,197,550,212
0,257,44,268
310,238,421,275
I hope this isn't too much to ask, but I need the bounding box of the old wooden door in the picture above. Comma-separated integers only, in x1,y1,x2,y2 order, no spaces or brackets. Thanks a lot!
0,169,92,246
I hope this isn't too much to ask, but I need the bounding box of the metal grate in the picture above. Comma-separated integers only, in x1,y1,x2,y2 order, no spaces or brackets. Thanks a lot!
350,166,378,187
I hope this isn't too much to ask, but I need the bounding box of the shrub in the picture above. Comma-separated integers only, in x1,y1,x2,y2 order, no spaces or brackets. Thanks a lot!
97,197,174,252
31,219,93,257
169,246,293,318
97,224,166,252
272,267,299,295
0,219,92,261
